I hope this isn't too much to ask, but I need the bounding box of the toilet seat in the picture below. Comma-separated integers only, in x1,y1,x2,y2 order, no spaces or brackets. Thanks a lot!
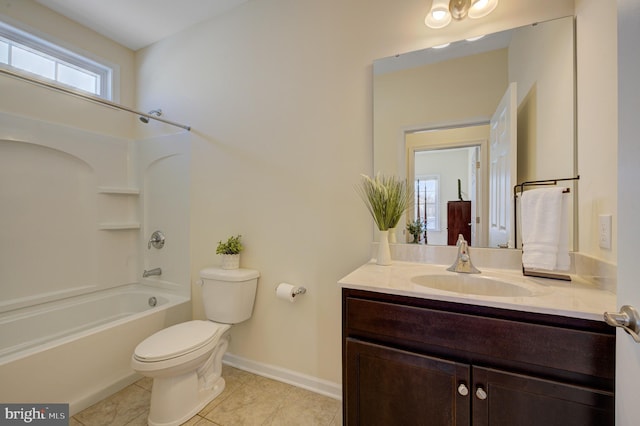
134,320,226,362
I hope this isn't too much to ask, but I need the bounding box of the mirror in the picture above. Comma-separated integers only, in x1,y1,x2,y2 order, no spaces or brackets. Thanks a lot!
373,16,576,249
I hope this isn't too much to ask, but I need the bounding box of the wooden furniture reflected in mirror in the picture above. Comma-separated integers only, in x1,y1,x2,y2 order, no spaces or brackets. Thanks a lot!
447,200,471,245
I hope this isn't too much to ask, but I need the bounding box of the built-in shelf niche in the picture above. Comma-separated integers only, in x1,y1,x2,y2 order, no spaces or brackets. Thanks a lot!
97,186,140,195
98,222,141,230
97,186,140,230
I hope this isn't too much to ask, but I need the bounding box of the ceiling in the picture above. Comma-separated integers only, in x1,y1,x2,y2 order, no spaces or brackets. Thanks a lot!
36,0,249,51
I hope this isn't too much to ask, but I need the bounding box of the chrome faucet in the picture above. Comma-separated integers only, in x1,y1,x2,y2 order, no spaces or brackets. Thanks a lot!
143,267,162,278
447,234,480,274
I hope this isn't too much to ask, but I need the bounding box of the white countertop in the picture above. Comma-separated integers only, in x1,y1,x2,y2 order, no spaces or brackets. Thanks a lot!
339,261,617,322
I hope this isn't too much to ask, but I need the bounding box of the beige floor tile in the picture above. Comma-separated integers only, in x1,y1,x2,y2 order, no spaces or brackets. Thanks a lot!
203,376,293,426
72,367,341,426
73,384,150,426
135,376,153,392
69,417,84,426
196,419,220,426
221,365,255,385
329,409,343,426
124,411,151,426
263,387,341,426
183,415,220,425
181,415,203,426
198,366,253,417
250,375,296,395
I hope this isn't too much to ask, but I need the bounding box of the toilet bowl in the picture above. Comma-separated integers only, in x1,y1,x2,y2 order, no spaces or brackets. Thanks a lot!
132,267,259,426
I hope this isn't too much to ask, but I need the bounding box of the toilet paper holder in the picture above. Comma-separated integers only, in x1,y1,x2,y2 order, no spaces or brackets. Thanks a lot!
275,283,307,302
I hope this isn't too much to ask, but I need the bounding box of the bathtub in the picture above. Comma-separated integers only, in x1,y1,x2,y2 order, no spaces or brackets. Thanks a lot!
0,283,190,415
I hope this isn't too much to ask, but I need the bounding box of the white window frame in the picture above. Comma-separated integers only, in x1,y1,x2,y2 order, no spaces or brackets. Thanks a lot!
0,19,114,100
415,175,440,231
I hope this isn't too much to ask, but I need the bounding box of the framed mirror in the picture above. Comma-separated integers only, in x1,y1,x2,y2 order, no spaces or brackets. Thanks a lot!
373,16,576,249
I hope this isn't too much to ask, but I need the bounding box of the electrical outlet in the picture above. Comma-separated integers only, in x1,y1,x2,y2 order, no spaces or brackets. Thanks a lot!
599,215,612,250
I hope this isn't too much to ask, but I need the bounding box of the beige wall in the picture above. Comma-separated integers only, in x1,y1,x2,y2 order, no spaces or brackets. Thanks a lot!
135,0,579,386
575,0,618,263
374,49,508,177
136,0,374,386
509,17,575,184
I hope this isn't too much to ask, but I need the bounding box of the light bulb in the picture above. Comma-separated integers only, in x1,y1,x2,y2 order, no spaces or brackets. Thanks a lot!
469,0,498,19
472,0,489,10
425,0,452,29
432,9,447,21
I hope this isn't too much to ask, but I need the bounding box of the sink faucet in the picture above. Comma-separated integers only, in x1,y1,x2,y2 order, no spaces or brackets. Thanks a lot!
143,267,162,278
447,234,480,274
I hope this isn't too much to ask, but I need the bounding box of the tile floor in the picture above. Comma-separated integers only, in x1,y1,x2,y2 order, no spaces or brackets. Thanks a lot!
70,365,342,426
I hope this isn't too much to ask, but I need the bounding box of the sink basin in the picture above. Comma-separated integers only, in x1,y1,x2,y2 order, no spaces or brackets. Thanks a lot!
410,274,539,297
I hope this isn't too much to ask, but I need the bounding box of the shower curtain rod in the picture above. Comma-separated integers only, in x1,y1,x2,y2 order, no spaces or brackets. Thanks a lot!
0,67,191,131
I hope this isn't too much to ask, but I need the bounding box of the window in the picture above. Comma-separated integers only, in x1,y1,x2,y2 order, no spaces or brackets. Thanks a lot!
0,20,113,100
415,176,440,231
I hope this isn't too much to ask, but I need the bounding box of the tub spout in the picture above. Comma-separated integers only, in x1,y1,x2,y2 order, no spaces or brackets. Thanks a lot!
143,268,162,278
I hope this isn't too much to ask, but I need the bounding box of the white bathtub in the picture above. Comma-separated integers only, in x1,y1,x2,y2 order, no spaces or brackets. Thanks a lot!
0,283,190,415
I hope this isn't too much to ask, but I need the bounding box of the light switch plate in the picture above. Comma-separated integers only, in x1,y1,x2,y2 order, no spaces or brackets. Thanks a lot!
599,214,612,250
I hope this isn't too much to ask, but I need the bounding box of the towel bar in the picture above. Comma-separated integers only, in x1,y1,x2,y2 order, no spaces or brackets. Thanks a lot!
522,266,571,281
513,176,579,249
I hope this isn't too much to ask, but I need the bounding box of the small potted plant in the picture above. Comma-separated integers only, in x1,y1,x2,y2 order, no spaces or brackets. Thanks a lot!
406,219,425,244
356,173,412,265
216,234,243,269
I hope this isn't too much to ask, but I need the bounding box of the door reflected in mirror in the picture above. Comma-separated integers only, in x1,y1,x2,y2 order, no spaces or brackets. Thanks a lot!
409,126,486,246
374,16,576,249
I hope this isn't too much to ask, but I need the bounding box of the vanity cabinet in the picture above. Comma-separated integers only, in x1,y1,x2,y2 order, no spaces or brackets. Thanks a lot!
342,288,615,426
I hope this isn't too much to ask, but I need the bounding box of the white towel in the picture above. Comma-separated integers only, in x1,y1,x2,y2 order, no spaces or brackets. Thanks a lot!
521,187,570,271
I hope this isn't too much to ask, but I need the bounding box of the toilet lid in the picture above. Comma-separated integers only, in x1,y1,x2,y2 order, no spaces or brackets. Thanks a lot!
134,320,226,362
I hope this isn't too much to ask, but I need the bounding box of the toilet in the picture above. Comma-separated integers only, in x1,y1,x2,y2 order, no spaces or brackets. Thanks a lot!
131,267,259,426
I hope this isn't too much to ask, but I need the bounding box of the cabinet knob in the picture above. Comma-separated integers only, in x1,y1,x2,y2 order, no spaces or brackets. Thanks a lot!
457,383,469,396
476,387,487,400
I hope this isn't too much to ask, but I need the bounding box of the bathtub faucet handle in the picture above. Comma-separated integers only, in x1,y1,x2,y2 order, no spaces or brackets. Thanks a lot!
148,231,165,250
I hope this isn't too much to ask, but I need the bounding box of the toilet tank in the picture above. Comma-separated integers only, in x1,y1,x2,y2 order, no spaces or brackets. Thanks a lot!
199,267,259,324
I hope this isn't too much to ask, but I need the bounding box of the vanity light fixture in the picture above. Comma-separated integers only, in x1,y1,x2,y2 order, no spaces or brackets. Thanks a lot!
425,0,499,29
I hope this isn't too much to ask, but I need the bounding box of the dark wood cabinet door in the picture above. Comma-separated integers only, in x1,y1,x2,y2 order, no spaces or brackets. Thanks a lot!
447,201,472,245
345,338,471,426
472,366,614,426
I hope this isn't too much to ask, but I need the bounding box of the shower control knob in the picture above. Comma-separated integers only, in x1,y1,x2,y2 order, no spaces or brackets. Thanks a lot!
148,230,165,249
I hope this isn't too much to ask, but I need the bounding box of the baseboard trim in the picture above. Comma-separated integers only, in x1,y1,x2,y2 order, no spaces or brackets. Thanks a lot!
222,353,342,401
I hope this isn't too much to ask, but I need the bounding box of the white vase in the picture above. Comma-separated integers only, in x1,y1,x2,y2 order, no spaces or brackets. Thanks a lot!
221,254,240,270
388,227,397,243
376,230,392,266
